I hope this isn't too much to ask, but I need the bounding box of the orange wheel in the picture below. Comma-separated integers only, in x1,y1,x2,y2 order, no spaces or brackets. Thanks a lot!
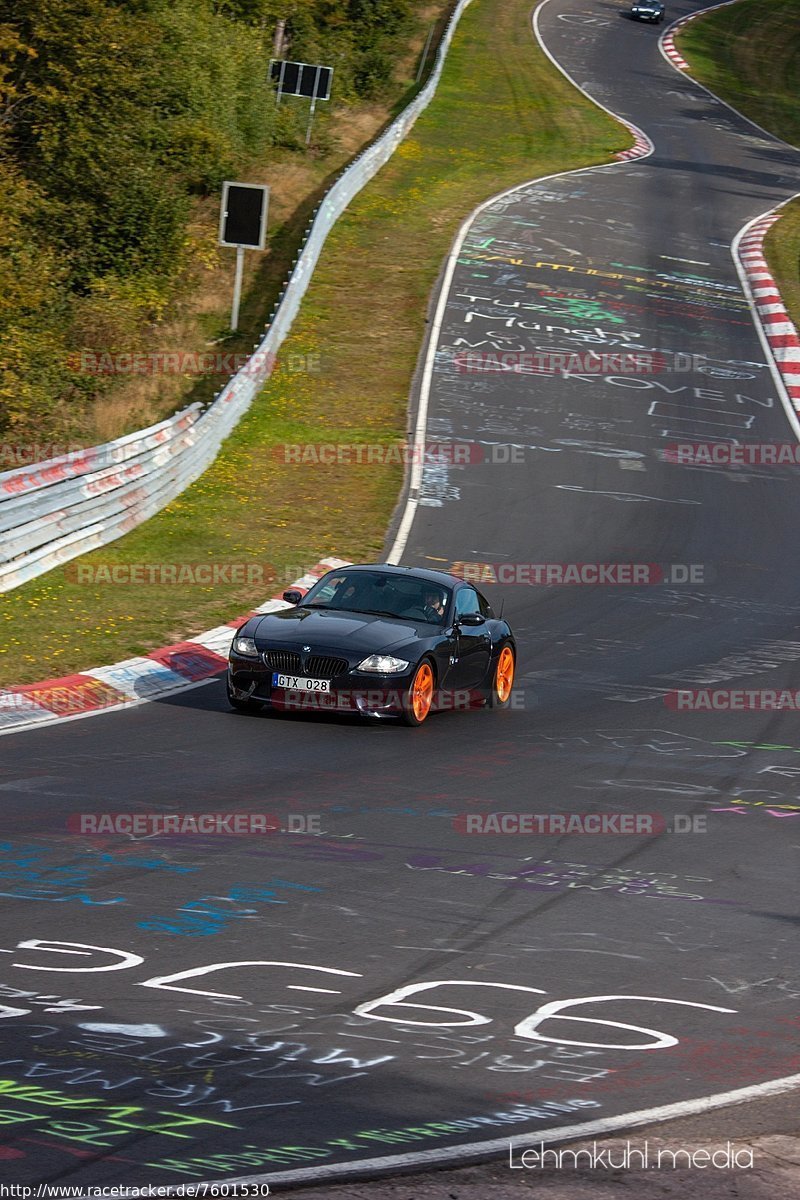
489,644,516,709
403,660,435,726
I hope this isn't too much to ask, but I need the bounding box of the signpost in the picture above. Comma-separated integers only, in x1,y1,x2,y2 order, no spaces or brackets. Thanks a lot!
218,182,269,333
270,59,333,145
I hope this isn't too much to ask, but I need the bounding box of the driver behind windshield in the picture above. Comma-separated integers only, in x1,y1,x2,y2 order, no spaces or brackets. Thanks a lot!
421,586,445,621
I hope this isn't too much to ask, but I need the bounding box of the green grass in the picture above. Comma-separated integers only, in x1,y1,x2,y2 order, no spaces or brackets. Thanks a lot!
678,0,800,331
678,0,800,146
0,0,629,686
764,201,800,334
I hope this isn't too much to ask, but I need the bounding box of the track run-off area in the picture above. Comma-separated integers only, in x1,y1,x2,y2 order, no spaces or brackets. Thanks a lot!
2,0,800,1189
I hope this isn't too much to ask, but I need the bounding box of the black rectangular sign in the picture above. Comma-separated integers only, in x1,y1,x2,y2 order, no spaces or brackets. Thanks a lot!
270,60,333,101
219,182,269,249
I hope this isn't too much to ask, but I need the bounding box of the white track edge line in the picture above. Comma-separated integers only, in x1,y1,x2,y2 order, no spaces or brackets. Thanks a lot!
732,201,800,441
187,1070,800,1190
385,0,652,564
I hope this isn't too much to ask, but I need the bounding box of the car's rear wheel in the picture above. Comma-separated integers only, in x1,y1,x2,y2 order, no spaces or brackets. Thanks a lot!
488,644,516,709
226,676,264,713
401,659,435,726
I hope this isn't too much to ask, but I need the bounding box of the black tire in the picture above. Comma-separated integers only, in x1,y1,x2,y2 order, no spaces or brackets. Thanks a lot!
487,643,516,710
226,676,264,713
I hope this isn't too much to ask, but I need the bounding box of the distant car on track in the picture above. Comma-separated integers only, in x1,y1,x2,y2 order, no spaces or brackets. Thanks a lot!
227,563,517,726
630,0,665,21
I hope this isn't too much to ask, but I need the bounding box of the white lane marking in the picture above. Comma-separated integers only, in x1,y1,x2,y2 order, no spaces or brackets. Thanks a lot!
80,1023,166,1037
210,1073,800,1188
555,486,700,505
660,255,711,265
386,0,653,564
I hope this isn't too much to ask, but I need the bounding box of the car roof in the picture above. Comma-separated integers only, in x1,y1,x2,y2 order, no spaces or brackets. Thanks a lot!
320,563,467,589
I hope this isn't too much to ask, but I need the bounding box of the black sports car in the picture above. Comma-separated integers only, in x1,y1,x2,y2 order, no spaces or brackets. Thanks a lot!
227,564,517,726
630,0,665,21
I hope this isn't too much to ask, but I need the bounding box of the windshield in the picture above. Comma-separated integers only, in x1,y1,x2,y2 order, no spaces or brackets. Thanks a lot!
301,570,452,624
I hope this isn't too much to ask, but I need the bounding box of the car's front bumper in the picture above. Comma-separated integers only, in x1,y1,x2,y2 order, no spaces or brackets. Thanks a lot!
227,654,486,719
227,653,417,718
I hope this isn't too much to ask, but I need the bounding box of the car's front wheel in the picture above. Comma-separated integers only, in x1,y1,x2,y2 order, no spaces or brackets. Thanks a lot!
226,675,264,714
401,659,436,726
488,644,516,709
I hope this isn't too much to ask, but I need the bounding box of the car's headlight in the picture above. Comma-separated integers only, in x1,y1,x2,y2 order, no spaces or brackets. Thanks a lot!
356,654,411,673
232,636,258,658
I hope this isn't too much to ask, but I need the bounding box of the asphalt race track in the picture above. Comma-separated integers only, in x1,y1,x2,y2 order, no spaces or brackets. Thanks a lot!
2,0,800,1188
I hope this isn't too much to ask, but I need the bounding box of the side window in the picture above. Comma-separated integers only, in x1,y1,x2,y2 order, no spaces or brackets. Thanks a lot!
455,587,481,617
476,589,494,618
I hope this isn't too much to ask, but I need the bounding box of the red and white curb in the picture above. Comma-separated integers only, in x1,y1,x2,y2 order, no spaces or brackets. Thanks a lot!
661,17,692,71
615,123,652,162
737,213,800,411
618,123,652,162
658,9,800,414
661,3,743,77
0,556,351,735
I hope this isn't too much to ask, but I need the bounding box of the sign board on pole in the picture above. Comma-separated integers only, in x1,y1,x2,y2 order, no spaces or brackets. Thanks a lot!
218,182,269,251
218,182,269,331
270,60,333,102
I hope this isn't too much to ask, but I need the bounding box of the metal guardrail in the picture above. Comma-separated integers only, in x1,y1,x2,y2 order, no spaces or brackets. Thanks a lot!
0,0,471,594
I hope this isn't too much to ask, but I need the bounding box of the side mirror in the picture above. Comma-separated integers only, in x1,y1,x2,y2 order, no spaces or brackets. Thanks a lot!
457,612,485,627
282,589,304,605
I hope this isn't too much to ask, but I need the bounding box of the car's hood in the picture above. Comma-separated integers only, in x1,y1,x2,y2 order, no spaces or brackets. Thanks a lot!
251,607,436,654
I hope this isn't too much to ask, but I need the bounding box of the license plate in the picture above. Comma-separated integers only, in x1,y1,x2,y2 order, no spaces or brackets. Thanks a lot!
272,673,331,693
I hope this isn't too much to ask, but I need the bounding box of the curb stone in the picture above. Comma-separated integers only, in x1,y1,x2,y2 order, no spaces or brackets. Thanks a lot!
0,556,351,733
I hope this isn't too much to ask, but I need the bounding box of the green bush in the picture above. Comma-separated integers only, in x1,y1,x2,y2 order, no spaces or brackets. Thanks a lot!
0,0,426,442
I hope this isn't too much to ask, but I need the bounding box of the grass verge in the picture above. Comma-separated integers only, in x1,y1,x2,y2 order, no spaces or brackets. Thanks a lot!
0,0,629,687
677,0,800,330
